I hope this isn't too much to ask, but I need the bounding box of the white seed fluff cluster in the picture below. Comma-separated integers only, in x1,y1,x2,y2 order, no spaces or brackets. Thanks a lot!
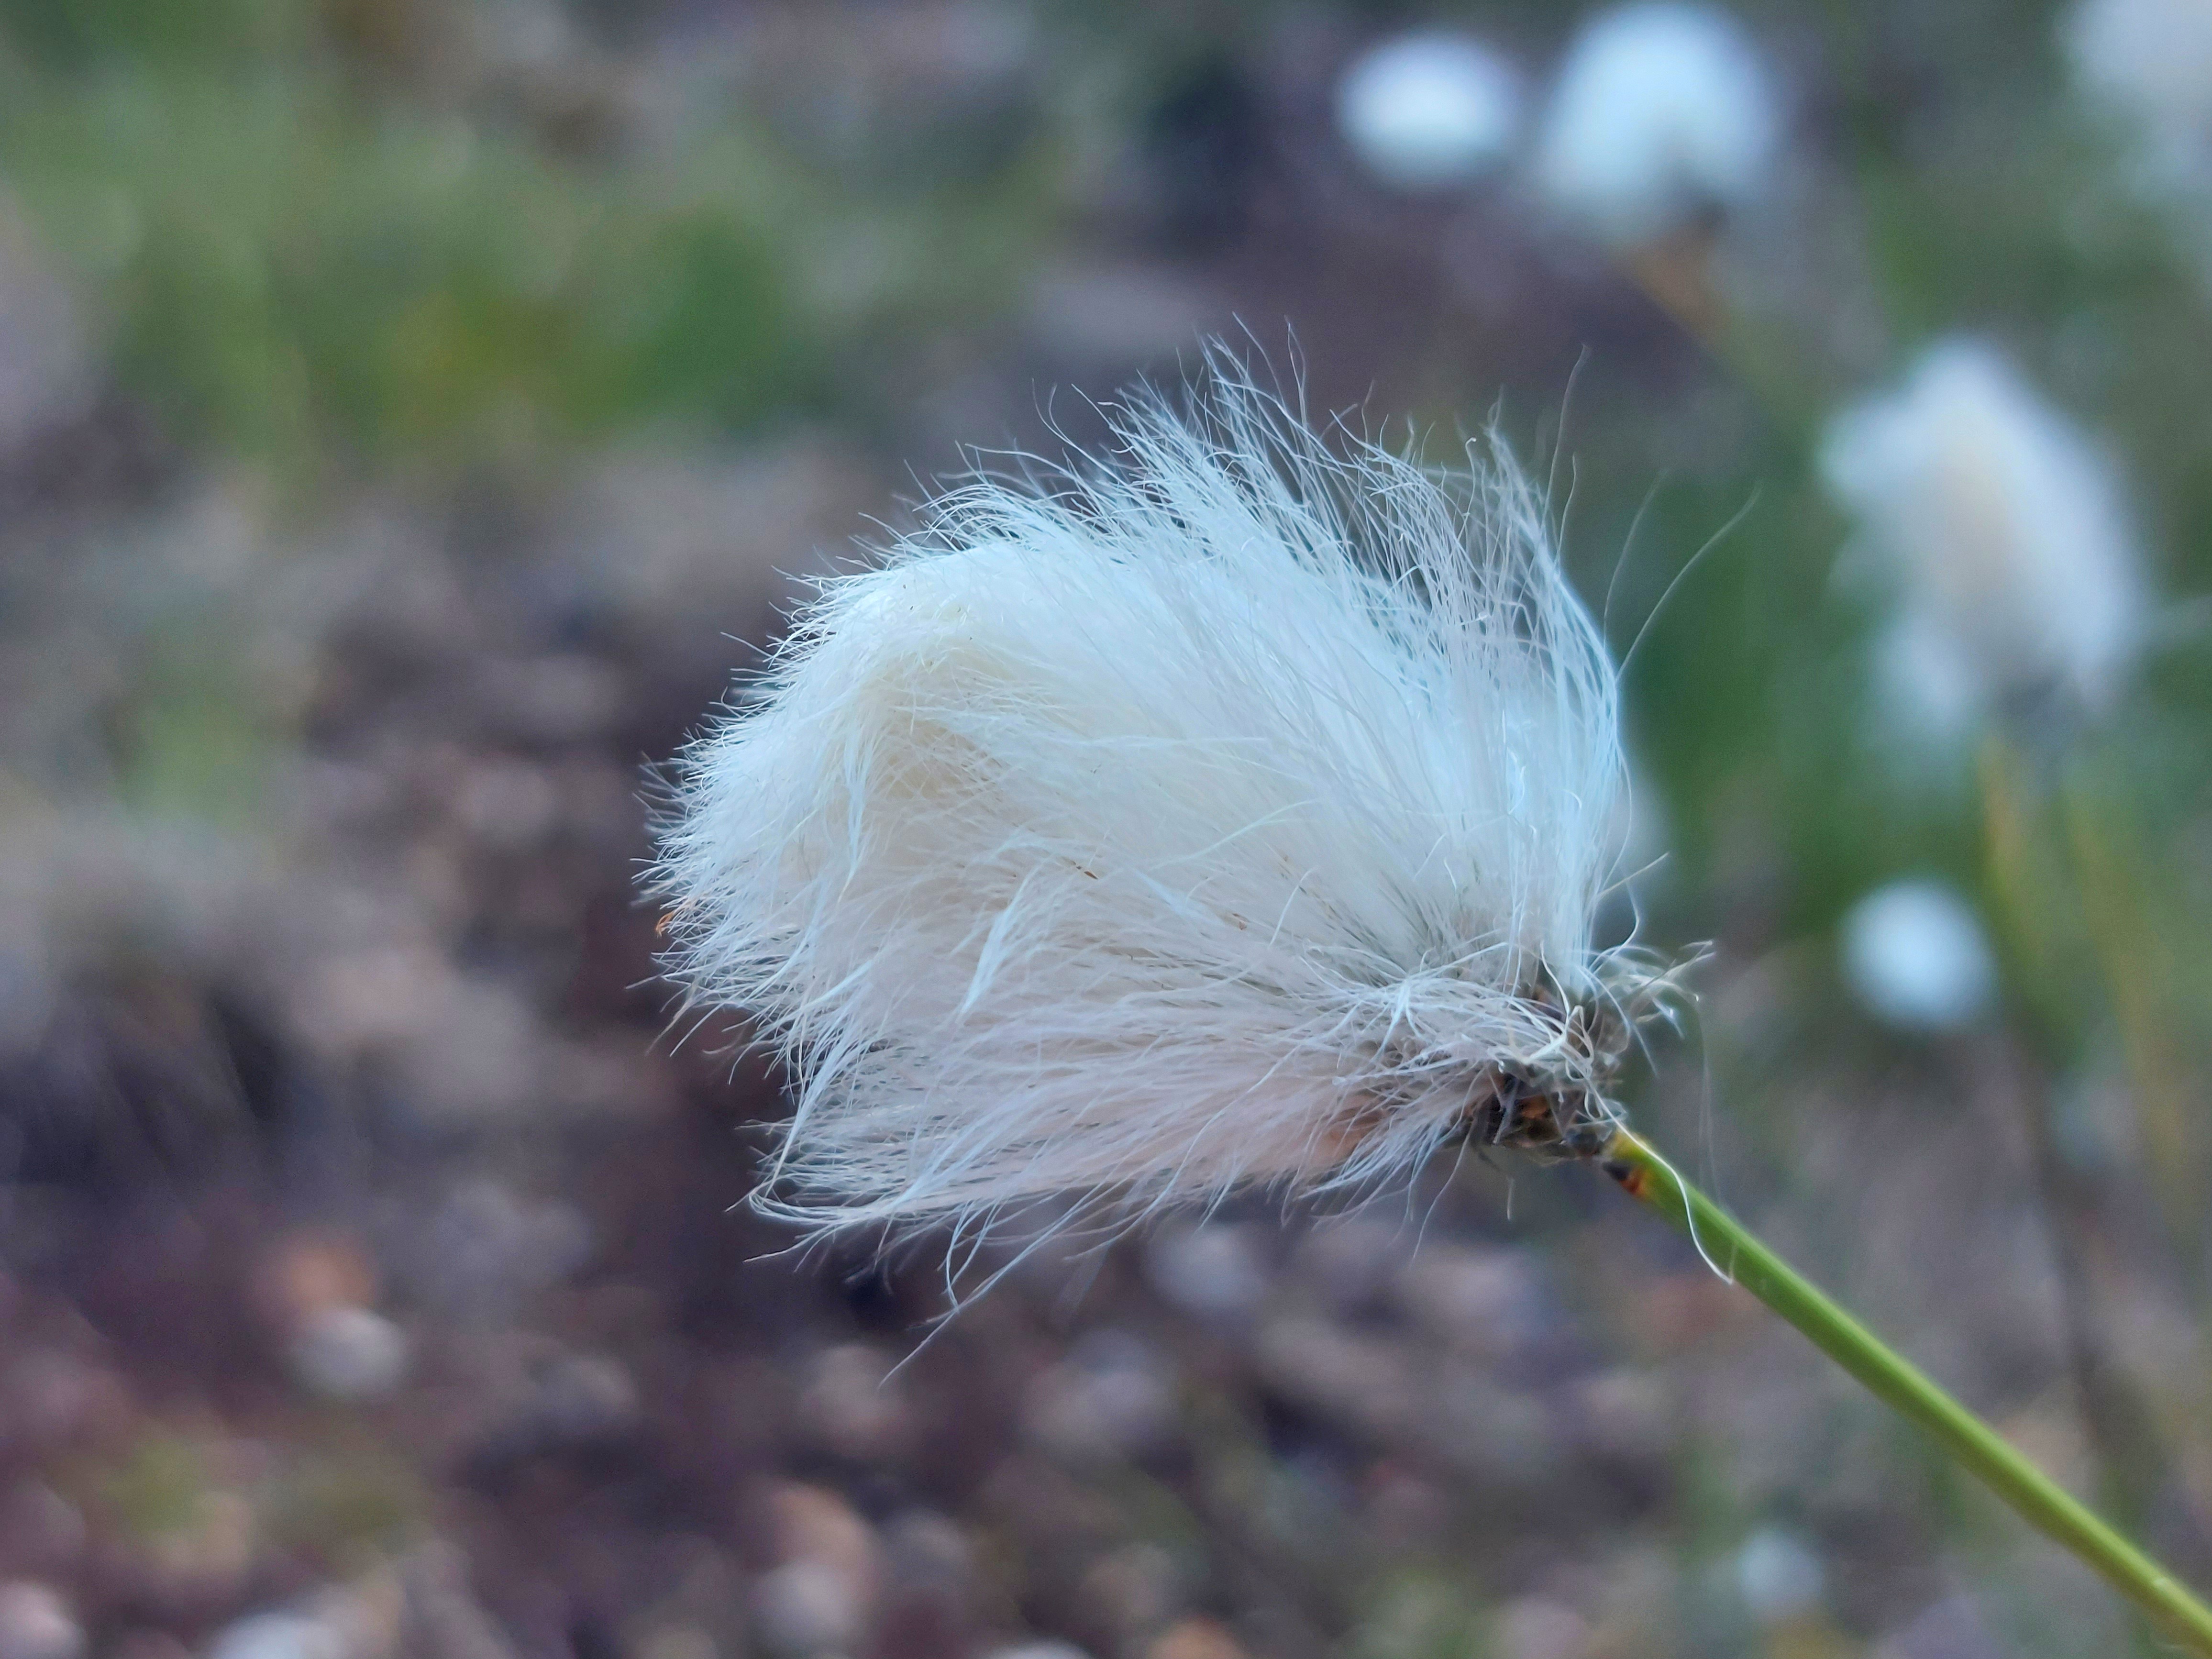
1535,1,1779,248
654,372,1653,1238
1839,879,1998,1034
1336,31,1524,191
2066,0,2212,204
1820,337,2146,736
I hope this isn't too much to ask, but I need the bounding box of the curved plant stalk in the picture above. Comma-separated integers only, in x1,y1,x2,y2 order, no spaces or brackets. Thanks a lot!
1600,1127,2212,1655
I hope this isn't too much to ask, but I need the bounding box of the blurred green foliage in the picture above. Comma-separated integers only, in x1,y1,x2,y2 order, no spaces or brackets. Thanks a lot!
0,0,1054,481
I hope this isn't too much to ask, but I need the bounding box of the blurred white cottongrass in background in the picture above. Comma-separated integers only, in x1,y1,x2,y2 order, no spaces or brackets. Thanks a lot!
1820,337,2147,741
1335,31,1523,190
1840,878,1999,1032
2065,0,2212,201
1535,1,1779,247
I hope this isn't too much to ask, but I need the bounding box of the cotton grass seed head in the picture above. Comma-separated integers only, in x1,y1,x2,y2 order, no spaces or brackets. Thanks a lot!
652,364,1675,1241
1535,1,1780,249
2066,0,2212,201
1336,31,1524,191
1820,337,2146,732
1839,878,1998,1034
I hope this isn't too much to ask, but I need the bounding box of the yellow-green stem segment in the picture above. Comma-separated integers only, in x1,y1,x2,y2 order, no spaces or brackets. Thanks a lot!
1601,1127,2212,1655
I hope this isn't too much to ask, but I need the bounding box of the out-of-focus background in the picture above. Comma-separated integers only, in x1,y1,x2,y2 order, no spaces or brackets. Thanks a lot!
5,1,2212,1656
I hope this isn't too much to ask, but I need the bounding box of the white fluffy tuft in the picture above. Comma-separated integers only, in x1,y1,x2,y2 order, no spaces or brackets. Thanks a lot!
2066,0,2212,204
1535,1,1780,248
1820,336,2146,730
1839,878,1998,1034
1336,31,1524,191
653,367,1660,1239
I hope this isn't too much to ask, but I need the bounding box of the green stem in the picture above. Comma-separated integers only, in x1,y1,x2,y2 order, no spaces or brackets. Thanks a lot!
1601,1127,2212,1654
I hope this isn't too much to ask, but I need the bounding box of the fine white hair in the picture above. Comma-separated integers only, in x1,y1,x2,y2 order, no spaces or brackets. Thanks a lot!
653,364,1659,1240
